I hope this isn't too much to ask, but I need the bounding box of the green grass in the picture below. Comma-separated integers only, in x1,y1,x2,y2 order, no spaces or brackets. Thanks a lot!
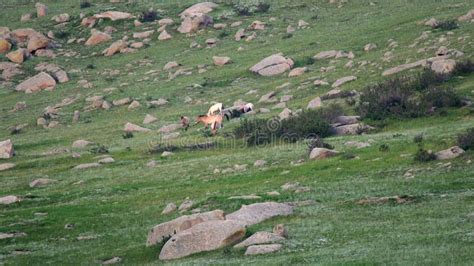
1,0,474,264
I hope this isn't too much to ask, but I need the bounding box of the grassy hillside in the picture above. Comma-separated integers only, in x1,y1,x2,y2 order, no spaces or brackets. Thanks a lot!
1,0,473,264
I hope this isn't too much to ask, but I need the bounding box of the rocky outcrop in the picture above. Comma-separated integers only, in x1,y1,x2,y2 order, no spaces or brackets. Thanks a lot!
15,72,56,93
226,202,294,226
250,54,294,76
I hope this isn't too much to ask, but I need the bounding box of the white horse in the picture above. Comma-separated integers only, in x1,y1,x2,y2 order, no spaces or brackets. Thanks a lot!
207,103,224,116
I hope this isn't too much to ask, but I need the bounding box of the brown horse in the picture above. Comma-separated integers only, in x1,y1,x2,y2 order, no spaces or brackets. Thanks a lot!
195,114,224,135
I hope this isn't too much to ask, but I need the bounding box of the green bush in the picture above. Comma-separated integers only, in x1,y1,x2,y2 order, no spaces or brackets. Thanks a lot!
80,1,92,8
457,128,474,150
140,10,159,22
233,0,271,16
433,20,458,31
453,59,474,76
414,148,436,162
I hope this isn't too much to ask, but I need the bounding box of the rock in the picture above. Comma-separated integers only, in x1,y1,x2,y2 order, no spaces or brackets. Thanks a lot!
21,13,32,22
281,182,310,193
298,19,309,28
314,80,329,86
0,62,23,80
234,232,285,248
143,114,158,124
73,110,80,123
149,98,169,107
158,124,181,133
159,220,245,260
364,43,377,51
250,54,294,76
279,108,293,120
0,39,11,54
345,141,371,149
103,40,127,56
213,56,231,66
0,163,15,171
245,244,282,256
335,115,360,125
357,195,416,205
254,160,267,167
424,18,439,27
309,148,339,160
0,232,27,240
332,76,357,88
130,42,143,49
228,195,261,200
158,30,172,40
178,13,213,34
37,117,47,126
94,11,134,21
73,163,101,170
29,178,56,188
258,91,276,103
133,30,154,39
431,59,456,74
128,100,140,110
123,122,151,132
226,202,294,227
6,49,27,64
158,18,174,26
333,123,372,135
0,139,14,159
35,2,48,17
16,72,56,93
178,200,194,212
235,28,246,41
162,203,177,214
34,63,69,83
35,49,55,58
273,224,288,238
288,67,307,77
179,2,218,18
52,13,70,23
287,25,295,33
231,21,242,27
214,23,226,29
382,59,428,76
101,257,121,265
72,140,94,149
147,210,225,246
458,9,474,22
0,195,20,205
113,97,132,106
307,97,322,109
313,50,338,60
47,121,59,128
85,31,111,46
164,61,179,70
435,146,465,160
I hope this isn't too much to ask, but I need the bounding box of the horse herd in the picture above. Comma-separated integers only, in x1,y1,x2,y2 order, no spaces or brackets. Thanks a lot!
180,102,254,135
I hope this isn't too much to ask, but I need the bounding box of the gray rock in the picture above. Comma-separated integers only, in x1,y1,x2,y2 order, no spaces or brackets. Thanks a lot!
234,231,285,248
0,139,14,159
162,203,177,214
178,200,194,212
29,178,56,188
435,146,465,160
0,195,20,205
226,202,294,226
73,163,101,170
159,220,245,260
0,163,15,171
245,244,282,255
309,148,338,160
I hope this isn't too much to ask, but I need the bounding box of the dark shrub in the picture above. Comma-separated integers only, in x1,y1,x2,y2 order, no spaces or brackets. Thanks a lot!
90,144,109,154
256,2,271,13
140,10,159,22
218,30,230,38
55,30,70,39
233,0,270,16
307,137,333,153
452,59,474,76
457,128,474,150
80,1,92,8
279,110,332,140
422,87,461,109
433,20,458,31
379,144,389,152
122,132,134,139
413,133,424,144
282,33,293,39
293,56,314,68
414,148,436,162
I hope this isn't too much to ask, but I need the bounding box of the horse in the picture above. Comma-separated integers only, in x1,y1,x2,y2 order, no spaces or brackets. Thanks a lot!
195,114,224,135
207,103,224,116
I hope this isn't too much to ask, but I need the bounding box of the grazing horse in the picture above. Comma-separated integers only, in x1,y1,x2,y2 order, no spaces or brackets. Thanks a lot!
207,103,224,116
195,114,224,135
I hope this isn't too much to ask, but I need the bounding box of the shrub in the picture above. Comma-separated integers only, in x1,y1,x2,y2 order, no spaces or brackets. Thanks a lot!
80,1,92,8
379,144,389,152
282,33,293,39
279,110,332,140
90,144,109,154
452,59,474,76
457,128,474,150
433,20,458,31
233,0,271,16
122,132,134,139
218,30,230,38
140,10,159,22
414,148,436,162
357,70,461,120
55,30,70,39
413,133,424,144
293,56,314,68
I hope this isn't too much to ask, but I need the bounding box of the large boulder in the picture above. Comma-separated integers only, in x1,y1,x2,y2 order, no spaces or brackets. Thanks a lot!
0,39,11,54
431,59,456,74
179,2,218,18
234,232,285,248
332,76,357,88
435,146,465,160
309,148,339,160
34,63,69,83
6,49,28,64
178,13,213,34
85,31,111,46
147,210,225,246
27,35,49,52
226,202,294,226
0,195,20,205
250,54,294,76
0,139,14,159
15,72,56,93
159,220,245,260
382,59,428,76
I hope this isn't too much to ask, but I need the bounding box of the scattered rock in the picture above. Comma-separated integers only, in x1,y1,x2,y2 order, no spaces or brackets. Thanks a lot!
159,220,245,260
158,30,172,41
178,13,213,34
133,30,154,39
226,202,294,226
245,244,282,255
259,91,277,103
458,9,474,22
254,160,267,167
103,40,128,56
73,163,101,170
158,123,182,133
281,182,311,193
345,141,371,149
72,140,94,148
309,148,339,160
249,20,265,30
29,178,56,188
0,139,14,159
15,72,56,93
94,11,134,21
228,195,261,200
52,13,70,23
431,59,456,74
21,13,32,22
128,100,140,110
234,231,285,248
332,76,357,88
314,80,329,86
364,43,377,51
179,2,218,18
357,195,416,205
34,63,69,83
288,67,307,77
113,97,132,106
307,97,322,109
0,163,15,172
435,146,465,160
149,98,169,107
0,232,27,240
424,18,439,28
101,257,122,265
382,59,427,76
143,114,158,124
98,157,115,164
178,200,194,212
35,2,48,17
250,54,294,76
6,49,28,64
0,195,20,205
235,28,246,41
164,61,179,70
147,210,225,246
123,122,151,133
273,224,288,238
0,39,12,54
213,56,231,66
333,123,373,135
85,31,111,46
